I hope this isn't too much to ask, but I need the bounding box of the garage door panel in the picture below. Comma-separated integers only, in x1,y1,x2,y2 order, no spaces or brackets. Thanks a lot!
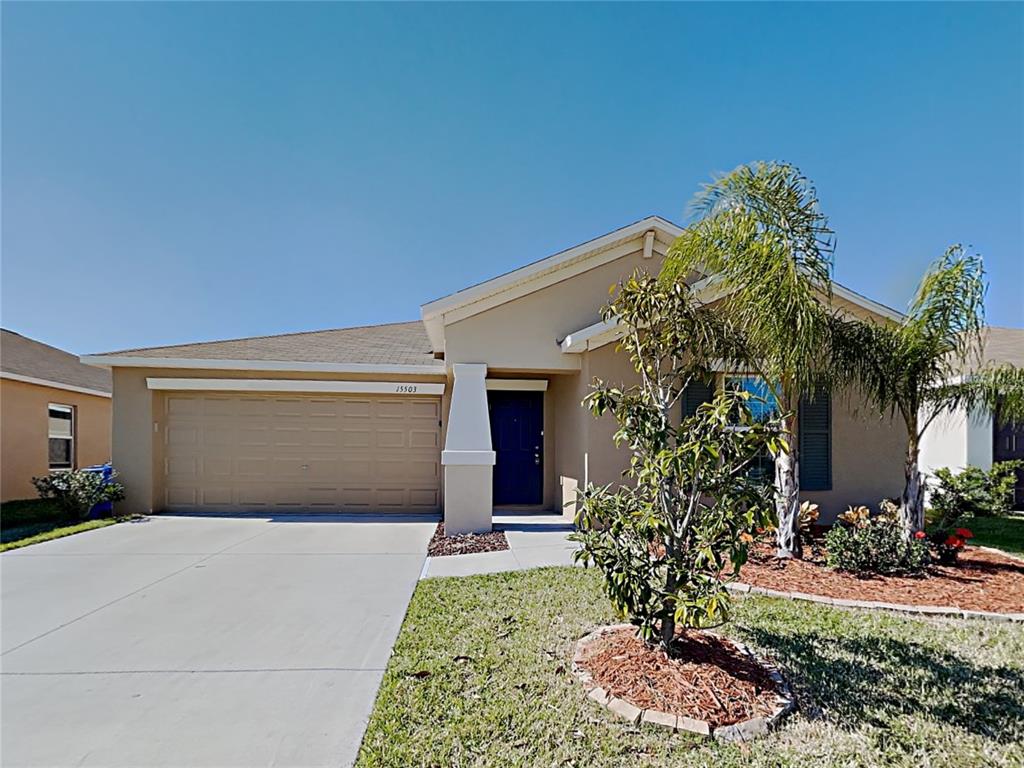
409,430,439,449
238,427,270,446
166,487,198,507
409,488,440,508
341,429,371,448
162,394,441,513
376,430,406,449
200,488,234,506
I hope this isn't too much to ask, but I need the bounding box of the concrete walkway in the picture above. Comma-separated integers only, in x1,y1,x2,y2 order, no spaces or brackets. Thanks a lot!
0,514,437,768
422,514,581,578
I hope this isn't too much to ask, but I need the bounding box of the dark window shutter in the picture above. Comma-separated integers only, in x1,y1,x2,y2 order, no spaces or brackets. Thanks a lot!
682,379,715,418
799,389,831,491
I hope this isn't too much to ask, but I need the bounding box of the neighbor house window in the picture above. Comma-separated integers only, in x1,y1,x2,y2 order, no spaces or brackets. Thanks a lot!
48,404,75,470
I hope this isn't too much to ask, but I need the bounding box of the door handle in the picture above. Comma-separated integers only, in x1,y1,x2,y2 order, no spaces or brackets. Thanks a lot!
534,453,541,466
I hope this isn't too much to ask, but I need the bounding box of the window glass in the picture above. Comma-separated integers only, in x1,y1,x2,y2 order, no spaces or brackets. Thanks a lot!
48,405,74,470
724,375,779,422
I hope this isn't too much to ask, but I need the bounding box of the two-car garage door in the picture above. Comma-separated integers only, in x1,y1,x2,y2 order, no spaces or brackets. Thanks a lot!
162,393,441,513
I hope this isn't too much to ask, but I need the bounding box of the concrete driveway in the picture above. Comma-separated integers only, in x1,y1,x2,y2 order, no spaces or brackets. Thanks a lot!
0,514,437,768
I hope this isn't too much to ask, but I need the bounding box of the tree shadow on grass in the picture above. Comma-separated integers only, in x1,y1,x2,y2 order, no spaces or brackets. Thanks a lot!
736,623,1024,743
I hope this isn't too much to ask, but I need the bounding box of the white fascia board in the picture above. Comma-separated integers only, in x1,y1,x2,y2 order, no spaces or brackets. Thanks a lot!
420,217,683,324
560,318,622,353
146,378,445,395
831,284,904,322
691,275,904,322
81,356,444,375
0,372,112,399
485,378,548,391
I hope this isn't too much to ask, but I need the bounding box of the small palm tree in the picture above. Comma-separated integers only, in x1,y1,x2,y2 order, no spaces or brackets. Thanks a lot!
664,161,837,558
833,247,1024,536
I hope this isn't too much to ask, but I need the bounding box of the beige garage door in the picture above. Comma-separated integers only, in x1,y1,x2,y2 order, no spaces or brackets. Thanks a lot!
162,393,441,512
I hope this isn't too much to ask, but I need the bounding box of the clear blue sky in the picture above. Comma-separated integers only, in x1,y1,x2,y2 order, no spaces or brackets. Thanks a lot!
2,2,1021,355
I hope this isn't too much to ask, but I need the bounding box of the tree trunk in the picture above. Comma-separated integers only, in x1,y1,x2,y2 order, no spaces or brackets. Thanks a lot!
775,410,802,559
900,435,925,537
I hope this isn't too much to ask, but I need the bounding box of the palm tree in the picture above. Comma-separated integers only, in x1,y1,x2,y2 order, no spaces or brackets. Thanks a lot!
832,246,1024,536
664,161,837,559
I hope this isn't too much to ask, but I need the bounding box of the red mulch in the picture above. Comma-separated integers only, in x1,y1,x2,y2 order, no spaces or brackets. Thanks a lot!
577,627,780,727
427,523,509,557
738,544,1024,613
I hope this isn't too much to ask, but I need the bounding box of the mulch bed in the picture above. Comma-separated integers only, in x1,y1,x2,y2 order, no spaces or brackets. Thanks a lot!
427,522,509,557
575,627,779,728
738,543,1024,613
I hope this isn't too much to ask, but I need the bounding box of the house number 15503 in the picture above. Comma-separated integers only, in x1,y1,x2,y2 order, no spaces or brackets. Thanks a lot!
395,385,418,394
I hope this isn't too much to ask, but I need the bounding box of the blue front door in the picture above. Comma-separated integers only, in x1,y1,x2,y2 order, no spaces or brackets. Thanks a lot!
489,390,543,505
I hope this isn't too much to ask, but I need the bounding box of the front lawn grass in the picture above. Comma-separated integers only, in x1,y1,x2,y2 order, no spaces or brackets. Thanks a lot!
356,567,1024,768
1,498,118,552
965,515,1024,555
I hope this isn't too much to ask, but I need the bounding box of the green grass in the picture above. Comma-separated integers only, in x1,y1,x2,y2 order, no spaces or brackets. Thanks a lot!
0,518,118,552
1,498,118,552
964,516,1024,555
356,567,1024,768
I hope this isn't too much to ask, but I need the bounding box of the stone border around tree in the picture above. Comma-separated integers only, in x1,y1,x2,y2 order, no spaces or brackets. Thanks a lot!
571,624,795,742
724,581,1024,623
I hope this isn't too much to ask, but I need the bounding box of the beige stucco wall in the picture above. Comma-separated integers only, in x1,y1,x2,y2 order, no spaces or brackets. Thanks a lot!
801,390,907,522
1,379,112,502
111,367,448,515
444,244,669,372
548,344,908,525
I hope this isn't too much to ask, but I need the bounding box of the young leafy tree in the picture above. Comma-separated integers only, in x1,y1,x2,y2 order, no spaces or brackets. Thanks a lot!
832,246,1024,535
662,161,836,558
570,272,780,655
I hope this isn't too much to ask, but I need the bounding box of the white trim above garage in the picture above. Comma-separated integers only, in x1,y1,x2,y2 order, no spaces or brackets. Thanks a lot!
145,378,445,395
82,356,445,375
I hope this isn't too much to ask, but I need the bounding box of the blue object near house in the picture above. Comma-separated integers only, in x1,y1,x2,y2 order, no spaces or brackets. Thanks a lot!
82,463,114,517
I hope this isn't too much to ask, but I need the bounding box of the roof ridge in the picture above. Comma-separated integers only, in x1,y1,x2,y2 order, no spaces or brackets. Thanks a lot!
95,320,424,356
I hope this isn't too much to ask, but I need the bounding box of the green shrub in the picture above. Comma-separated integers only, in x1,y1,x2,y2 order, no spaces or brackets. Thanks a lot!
825,503,929,575
929,462,1022,521
32,469,126,519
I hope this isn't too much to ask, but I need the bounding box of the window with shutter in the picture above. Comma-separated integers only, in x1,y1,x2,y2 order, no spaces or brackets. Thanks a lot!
799,390,831,491
681,379,715,418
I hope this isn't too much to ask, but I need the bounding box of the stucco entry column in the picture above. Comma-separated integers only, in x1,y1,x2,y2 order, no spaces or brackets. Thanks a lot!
441,363,495,535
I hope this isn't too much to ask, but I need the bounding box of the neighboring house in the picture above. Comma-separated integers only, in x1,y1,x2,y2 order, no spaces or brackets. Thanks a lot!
919,326,1024,507
1,329,112,502
83,217,908,531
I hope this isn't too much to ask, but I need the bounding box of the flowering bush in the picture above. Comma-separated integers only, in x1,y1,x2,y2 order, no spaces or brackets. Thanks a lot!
930,526,975,565
32,468,125,519
825,501,929,575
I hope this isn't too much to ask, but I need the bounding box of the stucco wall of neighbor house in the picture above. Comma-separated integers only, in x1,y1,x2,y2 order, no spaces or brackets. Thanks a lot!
111,367,448,515
443,243,665,372
1,379,112,502
919,406,994,481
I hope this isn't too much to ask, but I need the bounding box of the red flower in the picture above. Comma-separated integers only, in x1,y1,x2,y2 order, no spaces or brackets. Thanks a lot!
944,535,964,548
956,527,974,539
913,531,926,539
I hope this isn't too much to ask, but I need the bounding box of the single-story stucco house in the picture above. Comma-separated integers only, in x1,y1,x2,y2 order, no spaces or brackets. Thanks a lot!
920,326,1024,508
83,217,912,532
1,329,113,502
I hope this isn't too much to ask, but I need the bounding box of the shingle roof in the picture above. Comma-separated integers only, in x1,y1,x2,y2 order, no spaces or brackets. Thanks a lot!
981,326,1024,369
1,329,112,393
92,321,443,369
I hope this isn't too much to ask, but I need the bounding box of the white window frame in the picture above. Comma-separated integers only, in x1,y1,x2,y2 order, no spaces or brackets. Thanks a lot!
48,403,75,471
